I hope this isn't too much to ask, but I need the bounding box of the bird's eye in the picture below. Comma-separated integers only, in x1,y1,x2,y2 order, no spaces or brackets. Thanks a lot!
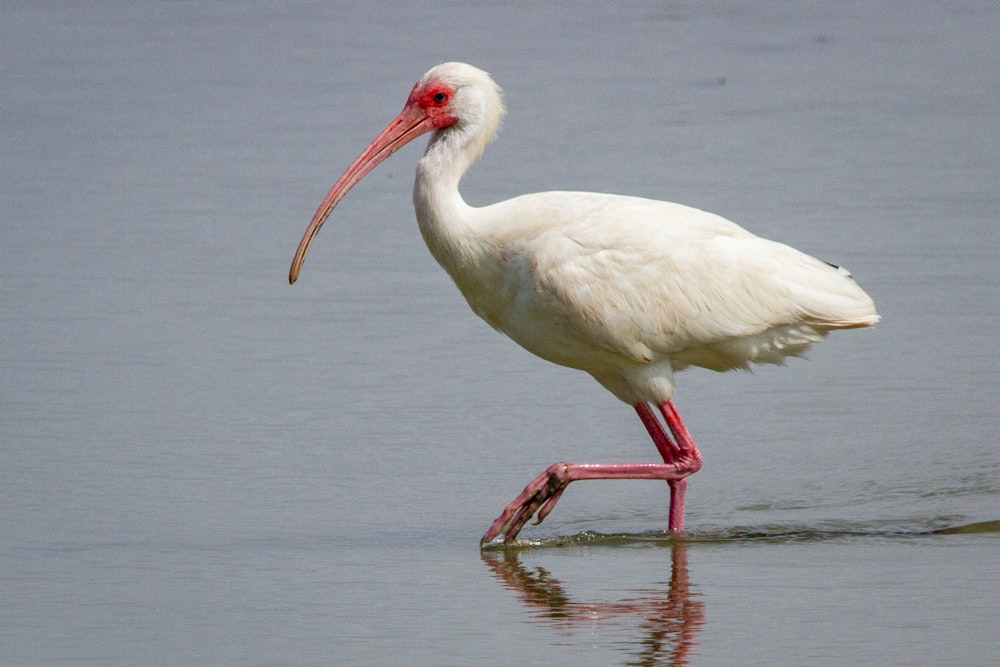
433,91,449,104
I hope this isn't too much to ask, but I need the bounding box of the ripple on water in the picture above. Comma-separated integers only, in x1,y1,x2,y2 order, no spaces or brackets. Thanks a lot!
481,517,1000,550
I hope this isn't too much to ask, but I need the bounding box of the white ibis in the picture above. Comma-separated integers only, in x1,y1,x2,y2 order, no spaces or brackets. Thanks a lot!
289,63,879,545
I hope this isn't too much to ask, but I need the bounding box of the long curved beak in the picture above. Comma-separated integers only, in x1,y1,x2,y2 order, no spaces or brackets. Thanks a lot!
289,103,437,284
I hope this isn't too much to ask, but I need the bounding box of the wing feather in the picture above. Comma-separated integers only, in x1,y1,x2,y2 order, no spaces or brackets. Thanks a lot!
492,193,877,370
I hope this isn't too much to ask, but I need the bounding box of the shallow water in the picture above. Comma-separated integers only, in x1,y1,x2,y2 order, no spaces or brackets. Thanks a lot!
3,2,998,665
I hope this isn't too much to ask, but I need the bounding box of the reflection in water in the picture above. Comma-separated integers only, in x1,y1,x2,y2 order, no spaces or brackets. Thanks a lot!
482,541,705,666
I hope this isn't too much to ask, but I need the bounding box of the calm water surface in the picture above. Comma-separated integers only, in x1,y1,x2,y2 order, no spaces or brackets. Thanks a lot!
3,3,998,665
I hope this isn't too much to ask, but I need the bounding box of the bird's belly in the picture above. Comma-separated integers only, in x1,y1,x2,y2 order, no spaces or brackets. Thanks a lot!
483,301,683,405
469,291,625,375
478,306,582,366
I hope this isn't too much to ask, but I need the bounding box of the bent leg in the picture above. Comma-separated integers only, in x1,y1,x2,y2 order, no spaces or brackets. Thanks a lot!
481,461,691,546
480,401,705,546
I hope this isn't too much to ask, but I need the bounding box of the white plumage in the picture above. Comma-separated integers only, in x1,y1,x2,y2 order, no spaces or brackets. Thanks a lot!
290,62,878,544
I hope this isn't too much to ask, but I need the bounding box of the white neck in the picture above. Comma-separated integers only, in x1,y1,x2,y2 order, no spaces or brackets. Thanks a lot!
412,127,485,279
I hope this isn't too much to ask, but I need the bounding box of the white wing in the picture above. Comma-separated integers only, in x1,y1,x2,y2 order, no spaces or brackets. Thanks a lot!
471,192,878,373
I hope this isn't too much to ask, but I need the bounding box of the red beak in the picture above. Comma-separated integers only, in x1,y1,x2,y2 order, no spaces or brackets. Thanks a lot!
289,102,439,284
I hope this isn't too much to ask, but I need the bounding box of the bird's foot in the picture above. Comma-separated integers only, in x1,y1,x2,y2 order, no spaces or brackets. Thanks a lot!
481,463,572,547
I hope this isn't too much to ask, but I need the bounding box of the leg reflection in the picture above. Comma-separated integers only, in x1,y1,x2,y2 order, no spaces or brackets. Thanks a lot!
482,540,705,666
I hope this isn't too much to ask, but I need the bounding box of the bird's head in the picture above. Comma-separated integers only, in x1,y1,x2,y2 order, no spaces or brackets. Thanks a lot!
289,62,504,284
409,62,505,153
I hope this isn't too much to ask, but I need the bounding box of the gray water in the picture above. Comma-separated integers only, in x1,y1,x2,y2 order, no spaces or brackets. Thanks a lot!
3,3,998,665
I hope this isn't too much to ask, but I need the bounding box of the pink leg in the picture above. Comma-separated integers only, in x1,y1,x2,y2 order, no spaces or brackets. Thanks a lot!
634,402,680,463
481,400,703,545
651,401,704,532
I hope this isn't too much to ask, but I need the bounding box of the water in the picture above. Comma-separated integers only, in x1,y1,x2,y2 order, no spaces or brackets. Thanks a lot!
3,2,998,665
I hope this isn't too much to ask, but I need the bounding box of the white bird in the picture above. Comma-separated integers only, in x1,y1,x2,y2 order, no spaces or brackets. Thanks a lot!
289,62,879,546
